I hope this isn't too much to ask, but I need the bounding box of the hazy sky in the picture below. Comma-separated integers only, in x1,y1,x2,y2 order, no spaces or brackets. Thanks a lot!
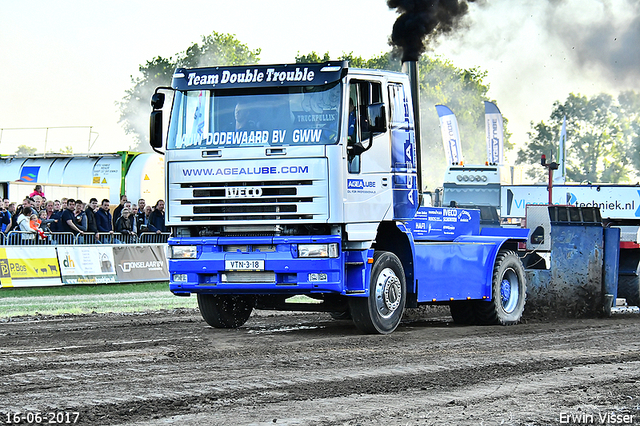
1,0,638,162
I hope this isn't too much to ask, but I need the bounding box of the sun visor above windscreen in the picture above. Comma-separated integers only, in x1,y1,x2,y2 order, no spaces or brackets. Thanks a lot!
171,61,348,91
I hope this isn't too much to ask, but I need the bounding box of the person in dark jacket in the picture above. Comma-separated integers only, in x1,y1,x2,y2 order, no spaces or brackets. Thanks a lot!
115,208,135,236
5,202,17,233
140,205,156,233
112,194,127,229
0,199,11,233
148,200,167,233
59,199,84,235
85,198,98,234
73,200,87,232
95,199,113,232
136,199,146,230
49,200,63,232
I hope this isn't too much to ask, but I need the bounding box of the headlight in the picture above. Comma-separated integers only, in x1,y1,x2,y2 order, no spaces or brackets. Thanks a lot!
170,245,198,259
298,243,339,258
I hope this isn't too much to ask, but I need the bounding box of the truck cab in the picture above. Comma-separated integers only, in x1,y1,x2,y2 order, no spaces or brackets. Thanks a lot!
151,61,528,334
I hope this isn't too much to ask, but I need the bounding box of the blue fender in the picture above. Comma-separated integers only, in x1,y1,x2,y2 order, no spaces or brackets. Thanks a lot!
411,232,526,303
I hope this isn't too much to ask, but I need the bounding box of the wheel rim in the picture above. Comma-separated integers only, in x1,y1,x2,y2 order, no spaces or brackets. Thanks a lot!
500,268,520,314
374,267,402,319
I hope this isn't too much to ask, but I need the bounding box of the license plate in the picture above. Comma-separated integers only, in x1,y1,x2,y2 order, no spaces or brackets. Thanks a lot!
225,260,265,271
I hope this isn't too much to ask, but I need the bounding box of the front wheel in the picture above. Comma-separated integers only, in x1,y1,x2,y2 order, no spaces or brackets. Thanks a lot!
349,251,406,334
197,294,255,328
475,250,527,325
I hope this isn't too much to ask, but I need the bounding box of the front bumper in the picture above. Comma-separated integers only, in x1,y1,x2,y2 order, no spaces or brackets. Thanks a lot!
168,235,347,295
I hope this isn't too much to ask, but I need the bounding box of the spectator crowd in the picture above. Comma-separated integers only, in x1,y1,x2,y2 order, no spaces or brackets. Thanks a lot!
0,185,167,243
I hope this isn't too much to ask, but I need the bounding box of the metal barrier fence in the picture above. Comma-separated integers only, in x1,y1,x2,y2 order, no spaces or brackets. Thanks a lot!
2,231,171,245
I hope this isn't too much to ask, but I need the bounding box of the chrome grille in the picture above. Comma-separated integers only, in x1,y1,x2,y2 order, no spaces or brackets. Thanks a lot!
221,271,276,283
176,179,325,222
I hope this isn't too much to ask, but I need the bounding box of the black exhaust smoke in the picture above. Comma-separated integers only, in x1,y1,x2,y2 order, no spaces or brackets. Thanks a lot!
387,0,475,199
387,0,475,62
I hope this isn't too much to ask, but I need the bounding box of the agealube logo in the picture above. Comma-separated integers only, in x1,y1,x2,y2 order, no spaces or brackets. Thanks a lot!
347,179,376,190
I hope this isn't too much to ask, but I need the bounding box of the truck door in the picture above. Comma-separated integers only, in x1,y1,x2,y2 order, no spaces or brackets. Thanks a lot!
343,79,393,226
388,82,418,220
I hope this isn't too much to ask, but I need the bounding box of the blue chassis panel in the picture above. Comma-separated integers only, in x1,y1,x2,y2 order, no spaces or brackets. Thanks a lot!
169,207,526,302
401,207,525,302
412,236,513,302
169,236,522,303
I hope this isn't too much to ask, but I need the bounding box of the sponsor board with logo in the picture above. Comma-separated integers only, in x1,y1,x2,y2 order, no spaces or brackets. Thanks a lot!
0,245,170,288
0,247,62,287
112,245,168,282
57,246,117,285
502,185,640,219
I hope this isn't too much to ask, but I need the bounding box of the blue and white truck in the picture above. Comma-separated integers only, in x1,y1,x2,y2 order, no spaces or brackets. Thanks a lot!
149,61,529,334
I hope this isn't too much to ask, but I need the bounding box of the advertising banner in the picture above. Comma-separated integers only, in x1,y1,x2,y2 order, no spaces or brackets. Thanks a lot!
484,101,504,165
502,185,640,219
57,246,117,284
0,247,62,287
554,116,567,184
435,105,463,166
112,245,168,282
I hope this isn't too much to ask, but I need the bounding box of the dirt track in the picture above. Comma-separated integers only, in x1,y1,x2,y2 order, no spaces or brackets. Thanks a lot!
2,308,640,426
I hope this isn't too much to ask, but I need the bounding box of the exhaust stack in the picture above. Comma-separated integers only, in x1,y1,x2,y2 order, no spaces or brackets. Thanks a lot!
389,0,476,204
402,60,423,203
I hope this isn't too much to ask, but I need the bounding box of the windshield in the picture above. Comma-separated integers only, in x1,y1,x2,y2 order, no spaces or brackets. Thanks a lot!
167,82,342,149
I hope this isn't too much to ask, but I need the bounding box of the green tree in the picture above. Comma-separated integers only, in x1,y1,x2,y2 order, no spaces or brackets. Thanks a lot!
119,32,261,150
517,92,639,183
618,91,640,175
296,51,401,71
418,58,502,188
15,145,36,155
60,146,74,154
118,56,175,150
295,51,332,63
296,51,501,190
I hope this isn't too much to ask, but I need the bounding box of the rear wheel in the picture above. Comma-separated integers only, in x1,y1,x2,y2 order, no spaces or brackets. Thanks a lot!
349,251,406,334
475,250,526,325
617,252,640,306
618,275,640,307
197,294,255,328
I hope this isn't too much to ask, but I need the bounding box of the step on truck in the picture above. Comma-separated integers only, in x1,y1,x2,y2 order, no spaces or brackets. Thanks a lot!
149,61,529,334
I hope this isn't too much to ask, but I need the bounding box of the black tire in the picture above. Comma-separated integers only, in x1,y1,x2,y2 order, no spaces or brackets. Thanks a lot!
197,294,255,328
618,275,640,307
475,249,526,325
449,301,476,325
349,251,406,334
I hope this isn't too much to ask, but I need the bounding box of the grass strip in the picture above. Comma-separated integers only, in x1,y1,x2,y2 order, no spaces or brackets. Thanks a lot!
0,282,197,318
0,281,169,298
0,283,321,318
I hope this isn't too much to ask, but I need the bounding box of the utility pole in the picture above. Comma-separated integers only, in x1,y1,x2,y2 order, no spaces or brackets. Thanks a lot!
541,154,559,205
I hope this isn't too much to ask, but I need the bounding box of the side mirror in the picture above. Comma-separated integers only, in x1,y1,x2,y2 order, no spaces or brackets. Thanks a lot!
367,103,387,134
150,110,163,149
151,93,165,110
